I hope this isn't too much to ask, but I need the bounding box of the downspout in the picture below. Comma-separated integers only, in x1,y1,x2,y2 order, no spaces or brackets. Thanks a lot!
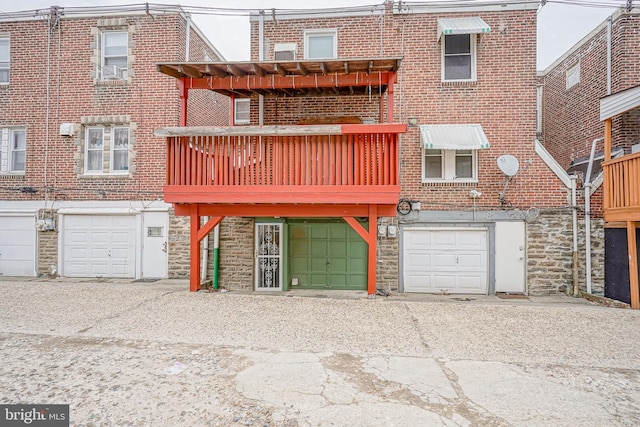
213,224,220,290
571,175,579,296
185,14,191,61
583,137,602,294
584,184,593,294
201,216,209,283
606,16,612,95
258,10,265,125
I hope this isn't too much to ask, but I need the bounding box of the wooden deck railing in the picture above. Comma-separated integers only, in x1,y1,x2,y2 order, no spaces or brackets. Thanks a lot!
603,151,640,222
166,133,398,187
158,124,406,205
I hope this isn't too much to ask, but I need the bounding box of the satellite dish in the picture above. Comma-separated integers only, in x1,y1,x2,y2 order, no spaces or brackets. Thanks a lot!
497,155,520,177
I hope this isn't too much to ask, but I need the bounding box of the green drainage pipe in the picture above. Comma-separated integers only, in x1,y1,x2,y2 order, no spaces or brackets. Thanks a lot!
213,224,220,290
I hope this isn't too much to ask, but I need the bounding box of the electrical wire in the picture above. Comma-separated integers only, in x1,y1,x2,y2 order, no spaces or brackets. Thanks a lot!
1,1,633,22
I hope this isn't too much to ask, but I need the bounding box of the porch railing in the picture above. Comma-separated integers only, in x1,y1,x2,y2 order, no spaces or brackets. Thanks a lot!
603,151,640,221
163,125,403,187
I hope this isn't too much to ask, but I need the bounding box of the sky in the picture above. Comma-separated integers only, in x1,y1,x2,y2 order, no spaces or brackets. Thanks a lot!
0,0,626,70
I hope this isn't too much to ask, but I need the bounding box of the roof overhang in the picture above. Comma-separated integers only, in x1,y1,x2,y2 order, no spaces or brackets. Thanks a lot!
156,57,402,98
420,124,490,150
600,84,640,120
437,17,490,41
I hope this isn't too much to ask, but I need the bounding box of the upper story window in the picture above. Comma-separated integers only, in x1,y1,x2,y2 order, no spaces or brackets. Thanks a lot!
84,125,129,174
0,36,9,84
442,34,476,82
234,99,250,125
304,29,337,59
0,128,26,174
420,124,489,183
437,17,489,83
566,62,580,90
101,31,128,80
423,149,477,182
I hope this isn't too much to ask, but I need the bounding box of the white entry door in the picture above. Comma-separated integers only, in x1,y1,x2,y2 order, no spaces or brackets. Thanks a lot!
0,214,37,276
495,221,526,293
255,223,283,291
403,228,488,294
142,211,168,278
62,214,137,278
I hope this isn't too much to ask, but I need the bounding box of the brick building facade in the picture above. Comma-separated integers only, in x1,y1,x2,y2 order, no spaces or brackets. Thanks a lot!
204,1,576,296
539,7,640,297
0,5,227,279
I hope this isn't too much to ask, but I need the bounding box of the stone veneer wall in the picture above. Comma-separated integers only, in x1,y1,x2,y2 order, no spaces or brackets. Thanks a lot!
35,209,58,277
527,210,573,295
217,217,254,291
526,210,604,296
376,217,399,293
168,210,190,279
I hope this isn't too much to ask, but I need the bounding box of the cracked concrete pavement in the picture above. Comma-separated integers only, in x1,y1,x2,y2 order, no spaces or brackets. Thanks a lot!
1,278,639,426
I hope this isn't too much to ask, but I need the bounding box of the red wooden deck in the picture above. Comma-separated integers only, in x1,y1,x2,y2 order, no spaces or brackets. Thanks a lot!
159,124,405,205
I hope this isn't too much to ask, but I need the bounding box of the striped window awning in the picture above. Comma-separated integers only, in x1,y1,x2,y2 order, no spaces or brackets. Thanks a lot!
437,17,491,41
420,124,490,150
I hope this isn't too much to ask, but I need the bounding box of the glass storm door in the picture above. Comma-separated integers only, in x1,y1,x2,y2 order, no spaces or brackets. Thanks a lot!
255,223,283,291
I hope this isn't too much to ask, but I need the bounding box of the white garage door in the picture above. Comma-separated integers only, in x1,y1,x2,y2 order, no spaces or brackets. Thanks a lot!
0,214,36,276
62,215,136,278
403,228,488,294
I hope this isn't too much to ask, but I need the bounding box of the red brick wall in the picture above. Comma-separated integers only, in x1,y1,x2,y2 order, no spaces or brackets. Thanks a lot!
0,11,227,202
251,7,566,210
541,11,640,219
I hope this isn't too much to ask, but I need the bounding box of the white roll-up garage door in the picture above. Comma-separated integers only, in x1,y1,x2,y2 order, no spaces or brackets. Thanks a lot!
61,214,136,278
403,228,488,294
0,214,37,276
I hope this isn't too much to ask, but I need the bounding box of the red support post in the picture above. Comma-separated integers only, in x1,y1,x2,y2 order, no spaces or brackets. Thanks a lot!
178,78,188,126
386,72,395,123
367,204,378,297
229,93,235,126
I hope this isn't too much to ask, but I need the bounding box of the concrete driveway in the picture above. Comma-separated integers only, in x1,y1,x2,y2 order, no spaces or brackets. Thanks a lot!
0,278,639,426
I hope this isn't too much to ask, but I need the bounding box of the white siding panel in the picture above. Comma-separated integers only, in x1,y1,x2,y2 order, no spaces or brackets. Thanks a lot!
0,215,37,276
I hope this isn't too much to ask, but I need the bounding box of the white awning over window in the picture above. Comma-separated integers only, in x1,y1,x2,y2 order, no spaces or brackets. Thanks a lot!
420,124,490,150
437,17,491,41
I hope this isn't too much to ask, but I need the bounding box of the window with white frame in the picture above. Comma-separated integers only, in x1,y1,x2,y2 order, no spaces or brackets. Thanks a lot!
101,31,128,80
423,148,477,182
84,126,129,174
234,98,250,125
0,36,9,84
442,34,476,82
566,62,580,90
304,29,337,59
111,127,129,172
0,128,26,174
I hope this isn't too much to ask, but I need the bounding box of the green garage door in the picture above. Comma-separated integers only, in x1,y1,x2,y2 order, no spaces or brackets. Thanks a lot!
289,221,367,290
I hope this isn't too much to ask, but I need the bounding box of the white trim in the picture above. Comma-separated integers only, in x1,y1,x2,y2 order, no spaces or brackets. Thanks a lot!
57,207,141,215
600,84,640,120
234,98,250,125
304,29,337,60
534,139,571,188
441,33,477,82
395,1,537,14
